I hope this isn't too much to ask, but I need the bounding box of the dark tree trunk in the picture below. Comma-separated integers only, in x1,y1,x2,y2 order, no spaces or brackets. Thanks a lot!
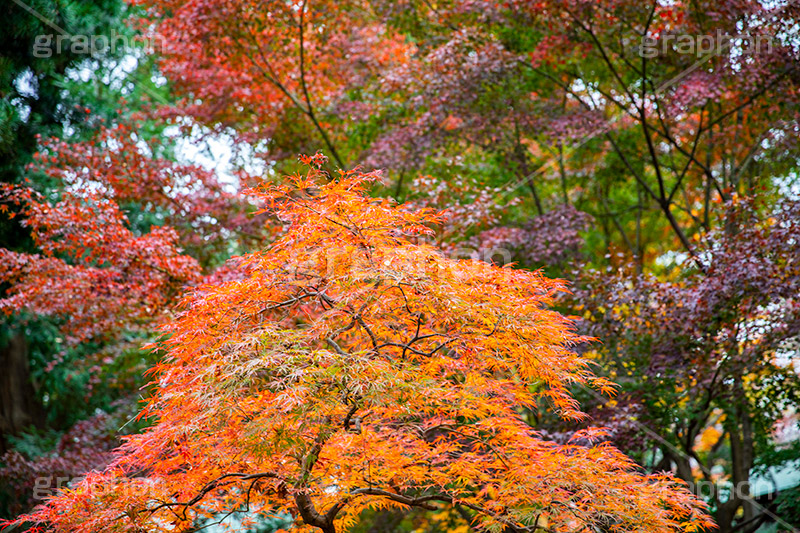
0,332,44,454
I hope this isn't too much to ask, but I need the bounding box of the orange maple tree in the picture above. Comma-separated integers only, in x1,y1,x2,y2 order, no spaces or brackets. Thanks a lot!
7,157,714,533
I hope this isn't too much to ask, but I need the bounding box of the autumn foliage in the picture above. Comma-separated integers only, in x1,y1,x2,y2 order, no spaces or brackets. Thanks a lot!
0,122,262,345
4,158,713,533
0,184,199,345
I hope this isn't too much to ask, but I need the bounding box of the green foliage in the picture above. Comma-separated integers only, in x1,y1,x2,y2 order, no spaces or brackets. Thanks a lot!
4,427,62,460
776,486,800,529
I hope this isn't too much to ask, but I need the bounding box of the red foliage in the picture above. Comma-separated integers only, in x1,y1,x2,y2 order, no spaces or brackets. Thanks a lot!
0,122,270,345
0,185,199,344
136,0,412,161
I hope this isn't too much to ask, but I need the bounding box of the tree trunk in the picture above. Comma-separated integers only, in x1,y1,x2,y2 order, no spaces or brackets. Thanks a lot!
716,385,755,533
0,332,44,454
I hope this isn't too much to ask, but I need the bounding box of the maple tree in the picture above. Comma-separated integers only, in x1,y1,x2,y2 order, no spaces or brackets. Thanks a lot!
571,197,800,532
370,0,800,261
0,120,260,346
5,159,713,533
24,122,262,266
136,0,412,170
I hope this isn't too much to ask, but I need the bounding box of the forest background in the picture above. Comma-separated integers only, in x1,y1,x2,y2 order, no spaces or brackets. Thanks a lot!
1,0,800,532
